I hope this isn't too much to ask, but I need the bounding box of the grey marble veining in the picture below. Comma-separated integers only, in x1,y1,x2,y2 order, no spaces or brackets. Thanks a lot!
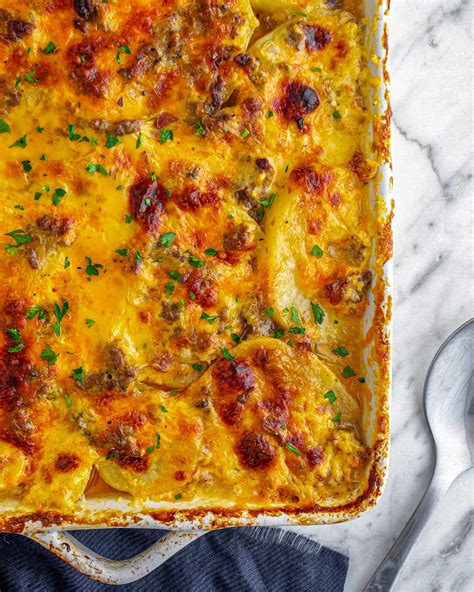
288,1,473,590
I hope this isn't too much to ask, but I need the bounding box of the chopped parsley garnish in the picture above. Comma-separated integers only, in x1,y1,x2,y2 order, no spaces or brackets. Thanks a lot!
311,67,322,73
169,270,180,282
0,119,11,134
160,128,173,144
332,110,342,120
221,347,235,361
289,327,305,334
116,45,131,64
106,451,119,460
266,307,274,317
41,343,59,365
9,134,28,148
156,433,161,449
21,160,32,172
135,251,142,261
273,329,284,339
160,232,176,247
290,306,302,326
64,392,71,408
241,128,250,139
189,291,196,301
85,163,108,176
332,412,342,424
136,132,142,149
44,41,57,55
204,248,218,256
52,187,66,206
260,193,276,208
324,390,337,404
194,120,206,136
311,302,325,325
71,367,84,382
68,124,81,141
53,300,69,336
175,493,182,500
188,255,204,268
342,366,356,378
146,446,155,454
84,256,103,277
200,312,218,324
115,248,128,257
26,305,48,320
24,71,37,84
332,346,349,357
164,281,175,296
4,327,24,352
285,443,301,456
64,256,71,269
105,134,121,148
358,377,366,384
192,363,204,372
268,110,274,117
125,214,133,224
3,229,33,254
161,405,168,413
85,319,95,328
310,244,323,258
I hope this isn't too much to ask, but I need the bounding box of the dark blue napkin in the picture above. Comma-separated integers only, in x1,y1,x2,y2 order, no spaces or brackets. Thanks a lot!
0,527,348,591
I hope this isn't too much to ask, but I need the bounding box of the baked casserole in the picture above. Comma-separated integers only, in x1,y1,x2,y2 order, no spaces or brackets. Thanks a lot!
0,0,391,525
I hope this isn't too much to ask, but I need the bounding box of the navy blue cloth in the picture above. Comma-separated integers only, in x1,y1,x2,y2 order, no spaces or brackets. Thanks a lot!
0,527,349,591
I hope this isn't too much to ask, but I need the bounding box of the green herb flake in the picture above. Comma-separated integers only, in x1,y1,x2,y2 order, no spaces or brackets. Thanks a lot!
44,41,57,55
290,306,302,326
145,446,155,454
192,363,204,372
266,307,274,318
194,120,206,136
175,493,182,500
9,134,28,149
106,450,119,460
310,244,323,258
267,110,274,118
26,305,48,320
84,256,103,277
221,347,235,361
24,71,37,85
64,256,71,269
324,390,337,404
161,405,168,413
3,229,33,254
332,110,342,120
260,193,276,208
332,346,349,357
85,319,95,328
358,377,366,384
53,300,69,336
115,248,128,257
230,333,241,343
311,302,325,325
41,343,59,365
310,67,322,73
116,45,131,64
125,214,133,224
342,366,356,378
164,281,175,296
241,128,250,139
160,232,176,247
71,367,84,382
0,119,11,134
285,443,301,456
156,433,161,448
273,329,285,339
188,255,204,268
105,134,121,149
160,128,173,144
21,160,32,173
64,392,71,408
200,312,218,324
136,132,142,149
332,412,342,424
204,248,218,256
52,187,66,206
85,163,108,176
189,291,196,301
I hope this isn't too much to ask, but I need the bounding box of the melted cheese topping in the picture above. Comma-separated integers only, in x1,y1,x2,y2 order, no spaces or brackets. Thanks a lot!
0,0,380,513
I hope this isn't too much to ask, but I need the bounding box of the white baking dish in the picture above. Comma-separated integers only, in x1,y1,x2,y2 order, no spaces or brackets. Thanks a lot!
1,0,392,583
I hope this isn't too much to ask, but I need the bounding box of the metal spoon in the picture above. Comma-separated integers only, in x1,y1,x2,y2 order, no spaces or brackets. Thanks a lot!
363,319,474,591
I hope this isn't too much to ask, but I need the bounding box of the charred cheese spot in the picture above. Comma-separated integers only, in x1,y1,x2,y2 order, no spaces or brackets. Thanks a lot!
274,81,320,126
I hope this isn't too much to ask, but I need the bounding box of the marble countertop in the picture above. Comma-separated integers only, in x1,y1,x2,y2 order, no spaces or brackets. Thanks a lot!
290,1,474,590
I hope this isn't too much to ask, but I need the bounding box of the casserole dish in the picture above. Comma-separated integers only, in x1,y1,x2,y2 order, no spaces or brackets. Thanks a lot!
0,0,391,582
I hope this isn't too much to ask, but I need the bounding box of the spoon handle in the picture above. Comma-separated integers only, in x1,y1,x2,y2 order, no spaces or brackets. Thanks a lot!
362,475,443,591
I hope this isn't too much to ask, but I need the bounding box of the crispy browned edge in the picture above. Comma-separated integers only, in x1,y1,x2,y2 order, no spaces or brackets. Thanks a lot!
0,0,393,533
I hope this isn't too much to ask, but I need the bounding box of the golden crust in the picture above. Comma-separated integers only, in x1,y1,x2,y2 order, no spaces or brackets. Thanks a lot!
0,0,391,520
